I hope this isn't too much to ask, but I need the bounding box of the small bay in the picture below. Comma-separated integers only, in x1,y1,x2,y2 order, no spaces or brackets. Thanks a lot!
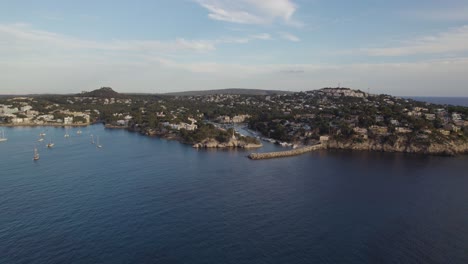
0,125,467,264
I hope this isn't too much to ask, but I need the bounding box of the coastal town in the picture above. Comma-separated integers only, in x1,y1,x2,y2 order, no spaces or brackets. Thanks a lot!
1,87,467,155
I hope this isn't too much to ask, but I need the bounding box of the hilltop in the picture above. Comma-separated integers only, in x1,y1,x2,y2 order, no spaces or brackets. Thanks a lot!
79,87,126,98
164,88,292,96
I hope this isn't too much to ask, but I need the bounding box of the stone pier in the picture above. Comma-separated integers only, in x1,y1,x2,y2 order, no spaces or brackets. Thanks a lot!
248,144,324,160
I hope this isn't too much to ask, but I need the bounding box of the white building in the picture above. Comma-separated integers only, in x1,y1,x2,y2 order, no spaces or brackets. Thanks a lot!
64,116,74,125
20,105,33,112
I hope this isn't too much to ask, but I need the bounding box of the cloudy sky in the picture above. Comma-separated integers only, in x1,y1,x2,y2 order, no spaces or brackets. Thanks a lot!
1,0,468,96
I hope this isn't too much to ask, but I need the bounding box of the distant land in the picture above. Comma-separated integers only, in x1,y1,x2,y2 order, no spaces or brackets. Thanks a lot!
2,86,467,156
163,88,292,96
2,88,468,107
0,88,292,98
79,87,126,98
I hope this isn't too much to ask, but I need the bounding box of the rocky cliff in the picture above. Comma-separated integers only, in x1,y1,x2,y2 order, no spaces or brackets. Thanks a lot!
326,138,468,156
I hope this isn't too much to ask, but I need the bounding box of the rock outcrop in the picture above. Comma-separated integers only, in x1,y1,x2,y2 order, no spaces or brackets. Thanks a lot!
193,138,262,149
326,139,468,156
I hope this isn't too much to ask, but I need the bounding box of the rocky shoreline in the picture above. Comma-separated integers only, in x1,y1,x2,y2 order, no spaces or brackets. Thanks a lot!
192,138,262,149
11,122,463,156
104,124,129,129
124,125,263,149
326,139,468,156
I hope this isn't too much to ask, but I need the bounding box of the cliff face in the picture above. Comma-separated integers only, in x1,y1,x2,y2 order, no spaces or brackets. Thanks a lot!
193,138,262,149
327,139,468,156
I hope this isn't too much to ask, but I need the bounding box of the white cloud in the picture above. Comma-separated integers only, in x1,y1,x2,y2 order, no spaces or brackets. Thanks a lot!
2,24,468,96
279,32,300,42
195,0,300,26
0,23,219,53
364,25,468,56
0,23,272,58
251,33,272,40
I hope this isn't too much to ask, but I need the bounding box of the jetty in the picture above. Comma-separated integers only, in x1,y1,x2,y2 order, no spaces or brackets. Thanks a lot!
248,144,324,160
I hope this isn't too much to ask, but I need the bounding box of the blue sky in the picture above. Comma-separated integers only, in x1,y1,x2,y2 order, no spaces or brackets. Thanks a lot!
1,0,468,96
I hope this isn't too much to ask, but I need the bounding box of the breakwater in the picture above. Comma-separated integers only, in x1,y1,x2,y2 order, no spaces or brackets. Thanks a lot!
248,144,324,160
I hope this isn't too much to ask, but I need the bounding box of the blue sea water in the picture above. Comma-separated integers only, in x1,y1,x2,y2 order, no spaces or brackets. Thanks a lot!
0,125,467,264
407,97,468,107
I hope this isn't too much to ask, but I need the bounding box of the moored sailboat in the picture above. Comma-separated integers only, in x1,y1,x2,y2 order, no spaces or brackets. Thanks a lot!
96,136,102,148
0,130,7,142
47,139,55,148
33,146,40,161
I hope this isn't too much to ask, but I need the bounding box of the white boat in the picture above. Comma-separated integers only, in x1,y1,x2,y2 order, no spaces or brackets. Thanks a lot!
38,137,44,142
64,128,70,138
0,130,7,142
77,130,82,135
96,136,102,148
47,139,55,148
39,132,46,136
90,134,95,144
33,146,40,161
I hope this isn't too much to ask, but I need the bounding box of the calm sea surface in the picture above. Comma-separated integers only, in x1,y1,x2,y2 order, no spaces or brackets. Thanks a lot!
407,97,468,107
1,125,467,264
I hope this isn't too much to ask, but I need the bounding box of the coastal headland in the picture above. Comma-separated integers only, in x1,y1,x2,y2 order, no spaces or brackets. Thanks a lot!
1,87,467,156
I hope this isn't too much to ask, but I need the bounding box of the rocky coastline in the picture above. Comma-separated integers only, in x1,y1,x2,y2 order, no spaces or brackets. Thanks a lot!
192,138,262,149
123,124,263,149
107,124,468,155
326,139,468,156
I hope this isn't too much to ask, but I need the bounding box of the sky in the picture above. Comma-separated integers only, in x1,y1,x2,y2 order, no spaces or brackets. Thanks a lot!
1,0,468,96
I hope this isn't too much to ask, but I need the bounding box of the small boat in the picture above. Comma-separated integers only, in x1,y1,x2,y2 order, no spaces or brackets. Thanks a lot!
47,139,55,148
39,132,46,136
33,146,40,161
77,130,82,135
38,137,44,142
90,134,95,144
0,130,7,142
96,136,102,148
64,128,70,138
